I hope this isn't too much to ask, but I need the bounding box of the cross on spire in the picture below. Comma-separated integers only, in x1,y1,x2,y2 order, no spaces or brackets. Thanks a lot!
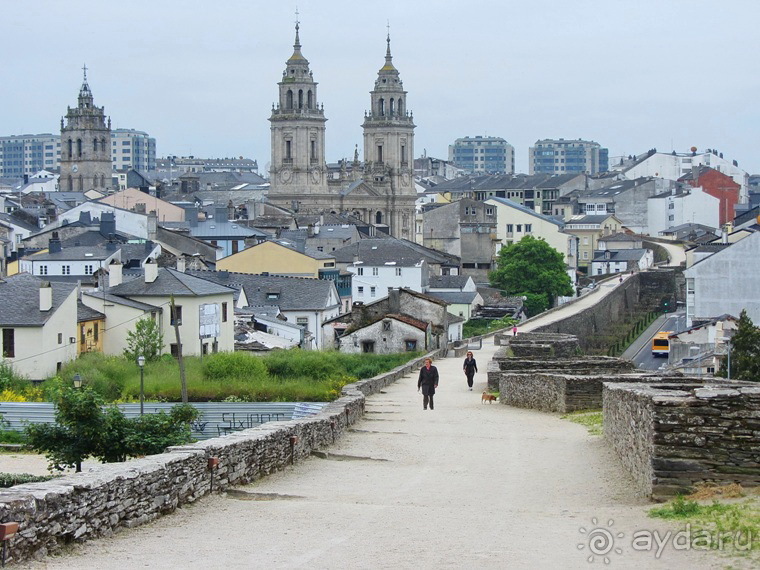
82,63,88,82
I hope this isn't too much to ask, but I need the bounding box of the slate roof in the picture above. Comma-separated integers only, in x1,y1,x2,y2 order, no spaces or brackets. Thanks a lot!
581,179,641,198
77,301,105,322
0,274,76,327
82,291,160,312
25,245,114,262
384,313,428,331
185,270,338,311
599,232,639,242
263,238,334,260
426,291,478,304
0,213,38,232
565,214,616,225
333,238,459,267
162,218,267,239
428,275,471,290
592,248,649,262
107,268,235,297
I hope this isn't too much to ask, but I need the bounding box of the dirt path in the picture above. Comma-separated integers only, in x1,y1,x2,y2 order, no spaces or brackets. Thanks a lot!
19,340,723,569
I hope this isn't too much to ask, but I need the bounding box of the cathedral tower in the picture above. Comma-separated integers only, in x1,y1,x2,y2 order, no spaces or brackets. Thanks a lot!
60,66,112,192
268,21,329,206
361,33,416,238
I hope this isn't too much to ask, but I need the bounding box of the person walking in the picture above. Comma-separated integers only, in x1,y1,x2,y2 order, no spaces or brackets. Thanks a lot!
463,351,478,391
512,325,518,337
417,358,439,410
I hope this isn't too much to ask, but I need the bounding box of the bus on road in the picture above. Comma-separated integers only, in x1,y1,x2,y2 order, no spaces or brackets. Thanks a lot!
652,331,673,357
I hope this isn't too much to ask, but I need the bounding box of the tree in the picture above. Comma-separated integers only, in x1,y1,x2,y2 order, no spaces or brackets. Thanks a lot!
718,310,760,382
489,235,573,315
124,317,164,362
26,388,200,472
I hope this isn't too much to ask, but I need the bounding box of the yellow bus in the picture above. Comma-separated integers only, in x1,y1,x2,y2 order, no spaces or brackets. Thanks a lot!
651,331,673,357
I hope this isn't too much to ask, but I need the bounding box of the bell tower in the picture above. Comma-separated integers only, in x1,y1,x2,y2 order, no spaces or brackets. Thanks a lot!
268,19,329,206
362,32,415,197
60,65,112,193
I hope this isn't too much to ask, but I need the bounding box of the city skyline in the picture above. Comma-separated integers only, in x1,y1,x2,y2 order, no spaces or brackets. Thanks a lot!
1,0,758,175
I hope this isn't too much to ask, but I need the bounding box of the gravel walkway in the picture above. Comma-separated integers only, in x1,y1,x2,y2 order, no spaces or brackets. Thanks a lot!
17,338,722,569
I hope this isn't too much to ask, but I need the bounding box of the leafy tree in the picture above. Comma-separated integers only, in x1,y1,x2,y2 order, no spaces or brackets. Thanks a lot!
717,310,760,381
489,236,573,314
26,388,200,472
124,317,164,362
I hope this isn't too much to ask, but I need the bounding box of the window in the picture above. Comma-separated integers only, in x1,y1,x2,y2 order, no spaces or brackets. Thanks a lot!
362,341,375,353
686,278,695,294
171,305,183,326
506,224,513,233
525,224,532,233
357,267,364,276
222,302,228,323
516,224,522,232
583,237,589,245
296,317,308,326
357,286,364,295
583,251,589,259
317,246,324,252
170,343,182,358
2,329,15,358
405,340,417,351
372,267,378,276
485,207,494,215
370,287,376,297
58,333,63,345
395,267,402,276
39,265,48,275
383,320,391,331
84,265,93,275
93,323,98,342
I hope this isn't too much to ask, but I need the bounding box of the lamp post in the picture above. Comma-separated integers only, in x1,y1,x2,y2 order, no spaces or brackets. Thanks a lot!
137,355,146,416
73,374,82,389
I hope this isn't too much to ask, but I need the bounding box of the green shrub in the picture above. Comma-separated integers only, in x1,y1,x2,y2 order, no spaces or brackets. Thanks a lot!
202,352,268,381
0,473,52,488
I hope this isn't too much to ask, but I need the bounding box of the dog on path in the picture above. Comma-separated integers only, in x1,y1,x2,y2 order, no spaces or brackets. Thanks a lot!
481,392,497,404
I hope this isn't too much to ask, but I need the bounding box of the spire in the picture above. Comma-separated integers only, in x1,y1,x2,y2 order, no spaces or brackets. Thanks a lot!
288,10,306,63
381,25,397,72
78,63,93,106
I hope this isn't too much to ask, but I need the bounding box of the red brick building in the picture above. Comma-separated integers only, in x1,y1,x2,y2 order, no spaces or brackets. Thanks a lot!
679,166,740,226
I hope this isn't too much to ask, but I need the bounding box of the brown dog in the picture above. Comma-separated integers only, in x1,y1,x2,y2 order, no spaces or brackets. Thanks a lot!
481,392,497,404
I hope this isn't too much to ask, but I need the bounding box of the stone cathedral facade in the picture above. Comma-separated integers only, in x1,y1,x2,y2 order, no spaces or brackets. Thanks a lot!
59,68,113,193
267,24,417,240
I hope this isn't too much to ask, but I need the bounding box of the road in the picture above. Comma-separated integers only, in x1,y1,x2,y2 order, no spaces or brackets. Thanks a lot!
624,311,687,371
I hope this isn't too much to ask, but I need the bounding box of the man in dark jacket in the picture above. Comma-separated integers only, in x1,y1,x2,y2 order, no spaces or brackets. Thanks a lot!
417,358,439,410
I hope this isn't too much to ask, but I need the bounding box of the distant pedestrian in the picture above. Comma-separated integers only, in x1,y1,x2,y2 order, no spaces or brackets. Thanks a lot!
463,351,478,390
512,325,518,337
619,275,623,283
417,358,439,410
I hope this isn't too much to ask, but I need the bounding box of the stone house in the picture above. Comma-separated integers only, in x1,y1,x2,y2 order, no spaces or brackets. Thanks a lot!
339,314,430,354
421,198,498,283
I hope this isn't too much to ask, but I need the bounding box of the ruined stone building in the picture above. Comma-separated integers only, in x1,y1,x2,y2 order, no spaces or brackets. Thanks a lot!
266,23,417,240
59,66,112,193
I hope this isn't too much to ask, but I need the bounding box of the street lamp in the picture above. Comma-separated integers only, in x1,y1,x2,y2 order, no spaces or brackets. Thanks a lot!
137,355,146,416
73,374,82,389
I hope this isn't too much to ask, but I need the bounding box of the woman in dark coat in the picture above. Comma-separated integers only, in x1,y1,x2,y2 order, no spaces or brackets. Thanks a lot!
417,358,439,410
463,351,478,390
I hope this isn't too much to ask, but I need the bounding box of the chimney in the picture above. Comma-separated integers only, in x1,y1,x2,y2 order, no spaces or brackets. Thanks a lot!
215,205,229,222
49,231,62,254
186,206,198,227
388,288,401,313
227,200,235,220
106,238,117,252
144,258,158,283
108,259,123,287
176,255,186,273
147,212,157,241
100,212,116,237
691,165,699,186
39,281,53,311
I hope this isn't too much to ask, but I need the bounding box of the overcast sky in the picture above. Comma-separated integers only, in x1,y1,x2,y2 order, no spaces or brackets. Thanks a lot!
2,0,758,174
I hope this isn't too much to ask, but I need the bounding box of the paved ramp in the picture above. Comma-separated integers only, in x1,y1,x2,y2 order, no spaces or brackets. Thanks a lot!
26,337,719,569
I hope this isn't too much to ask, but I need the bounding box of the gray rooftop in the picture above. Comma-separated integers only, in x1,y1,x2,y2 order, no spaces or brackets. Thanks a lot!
592,248,650,262
185,270,338,311
333,238,459,267
82,291,160,312
428,275,471,290
107,268,235,298
426,291,478,305
0,274,76,327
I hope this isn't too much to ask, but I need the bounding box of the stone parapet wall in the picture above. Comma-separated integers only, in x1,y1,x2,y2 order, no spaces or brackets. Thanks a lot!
494,332,580,358
604,382,760,499
0,350,443,565
499,373,704,413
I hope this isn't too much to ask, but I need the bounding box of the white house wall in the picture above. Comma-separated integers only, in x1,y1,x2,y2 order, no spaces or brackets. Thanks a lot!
81,295,156,357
